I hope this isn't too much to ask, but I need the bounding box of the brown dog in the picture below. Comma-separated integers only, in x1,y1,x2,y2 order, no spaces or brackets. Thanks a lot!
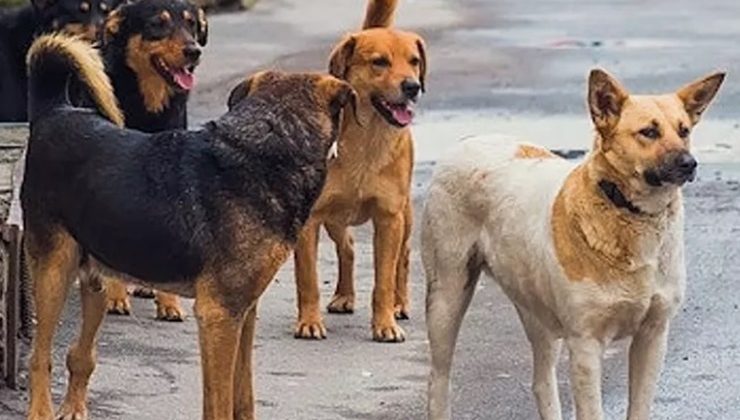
293,0,426,342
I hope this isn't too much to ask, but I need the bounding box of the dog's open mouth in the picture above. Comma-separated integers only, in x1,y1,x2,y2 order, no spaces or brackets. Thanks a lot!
371,96,415,127
151,56,197,91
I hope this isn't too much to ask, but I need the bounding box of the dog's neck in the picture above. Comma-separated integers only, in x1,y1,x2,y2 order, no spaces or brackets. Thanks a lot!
337,99,410,165
586,146,681,217
2,6,37,61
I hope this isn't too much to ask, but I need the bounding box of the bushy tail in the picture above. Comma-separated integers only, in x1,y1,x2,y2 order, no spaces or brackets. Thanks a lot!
362,0,398,29
26,34,123,127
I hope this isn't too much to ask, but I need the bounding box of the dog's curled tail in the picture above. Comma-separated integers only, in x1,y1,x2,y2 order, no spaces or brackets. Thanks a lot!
27,34,124,127
362,0,398,29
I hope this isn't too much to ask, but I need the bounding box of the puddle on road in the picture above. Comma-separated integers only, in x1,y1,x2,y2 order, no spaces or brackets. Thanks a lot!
412,110,740,164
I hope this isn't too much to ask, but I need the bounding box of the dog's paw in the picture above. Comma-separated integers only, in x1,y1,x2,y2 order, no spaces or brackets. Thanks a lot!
132,287,156,299
372,320,406,343
106,296,131,315
394,303,410,320
294,317,327,340
155,299,186,322
327,294,355,314
55,401,88,420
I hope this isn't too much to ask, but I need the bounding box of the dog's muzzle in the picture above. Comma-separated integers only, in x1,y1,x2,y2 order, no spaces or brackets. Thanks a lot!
644,151,697,187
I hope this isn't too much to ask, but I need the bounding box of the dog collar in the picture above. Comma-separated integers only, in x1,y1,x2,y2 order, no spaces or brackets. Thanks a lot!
598,180,642,215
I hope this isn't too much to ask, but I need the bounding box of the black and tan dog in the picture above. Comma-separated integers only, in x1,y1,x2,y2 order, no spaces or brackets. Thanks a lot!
98,0,209,320
0,0,118,121
23,34,355,420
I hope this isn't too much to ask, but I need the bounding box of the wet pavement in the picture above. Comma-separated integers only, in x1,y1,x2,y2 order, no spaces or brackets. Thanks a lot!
3,0,740,419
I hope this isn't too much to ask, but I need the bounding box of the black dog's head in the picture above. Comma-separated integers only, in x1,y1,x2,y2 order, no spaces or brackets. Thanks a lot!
103,0,208,94
226,71,358,159
32,0,123,41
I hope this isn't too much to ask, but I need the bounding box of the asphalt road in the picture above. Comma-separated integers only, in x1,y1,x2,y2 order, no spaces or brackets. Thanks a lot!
3,1,740,419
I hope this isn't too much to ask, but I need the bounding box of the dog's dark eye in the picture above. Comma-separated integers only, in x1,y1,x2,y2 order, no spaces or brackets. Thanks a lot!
371,57,391,68
409,57,421,67
678,124,690,139
638,127,660,140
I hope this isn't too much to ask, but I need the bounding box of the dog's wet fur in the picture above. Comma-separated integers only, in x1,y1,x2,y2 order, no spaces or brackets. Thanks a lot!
23,34,355,419
0,0,117,121
101,0,207,131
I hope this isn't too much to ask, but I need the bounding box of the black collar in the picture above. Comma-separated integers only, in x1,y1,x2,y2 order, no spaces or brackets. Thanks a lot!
598,180,642,215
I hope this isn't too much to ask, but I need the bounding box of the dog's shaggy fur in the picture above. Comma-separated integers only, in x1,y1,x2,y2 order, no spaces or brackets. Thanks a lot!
293,0,427,343
23,33,355,420
423,69,724,420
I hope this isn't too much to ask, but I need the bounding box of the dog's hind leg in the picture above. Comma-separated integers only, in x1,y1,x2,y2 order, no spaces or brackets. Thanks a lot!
325,223,356,314
566,337,605,420
233,304,258,420
57,272,107,420
425,249,481,420
515,306,563,420
393,198,413,320
26,230,80,420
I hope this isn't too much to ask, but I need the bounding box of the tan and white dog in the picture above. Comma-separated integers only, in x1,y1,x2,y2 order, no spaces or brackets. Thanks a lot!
422,69,724,420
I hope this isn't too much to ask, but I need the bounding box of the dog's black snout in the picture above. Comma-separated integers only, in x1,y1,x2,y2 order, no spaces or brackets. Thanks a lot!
184,45,201,62
675,152,697,174
401,78,421,100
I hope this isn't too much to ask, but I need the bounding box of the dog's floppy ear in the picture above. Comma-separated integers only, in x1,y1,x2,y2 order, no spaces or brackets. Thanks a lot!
227,76,255,110
196,8,208,46
328,35,357,80
322,77,359,124
676,71,725,125
588,68,629,137
102,8,124,45
416,37,428,93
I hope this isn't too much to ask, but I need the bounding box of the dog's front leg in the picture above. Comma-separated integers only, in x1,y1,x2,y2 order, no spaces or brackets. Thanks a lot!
233,304,258,420
294,219,327,339
567,337,605,420
195,280,244,420
371,212,405,342
626,314,670,420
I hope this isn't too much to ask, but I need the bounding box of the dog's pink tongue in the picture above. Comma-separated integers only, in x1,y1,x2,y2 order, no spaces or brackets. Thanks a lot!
391,106,414,126
173,70,196,91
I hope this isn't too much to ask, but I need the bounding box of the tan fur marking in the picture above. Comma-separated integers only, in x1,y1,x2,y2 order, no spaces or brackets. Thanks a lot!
28,34,124,126
514,144,558,159
125,35,176,113
160,10,171,22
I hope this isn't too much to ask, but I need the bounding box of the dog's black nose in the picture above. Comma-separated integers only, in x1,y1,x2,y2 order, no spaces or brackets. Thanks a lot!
675,152,697,174
184,45,201,62
401,78,421,100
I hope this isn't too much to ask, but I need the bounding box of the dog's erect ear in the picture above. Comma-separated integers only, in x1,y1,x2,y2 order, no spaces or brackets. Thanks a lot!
103,9,123,45
416,37,427,93
328,36,357,80
588,69,629,137
676,72,725,125
196,8,208,46
227,76,255,110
